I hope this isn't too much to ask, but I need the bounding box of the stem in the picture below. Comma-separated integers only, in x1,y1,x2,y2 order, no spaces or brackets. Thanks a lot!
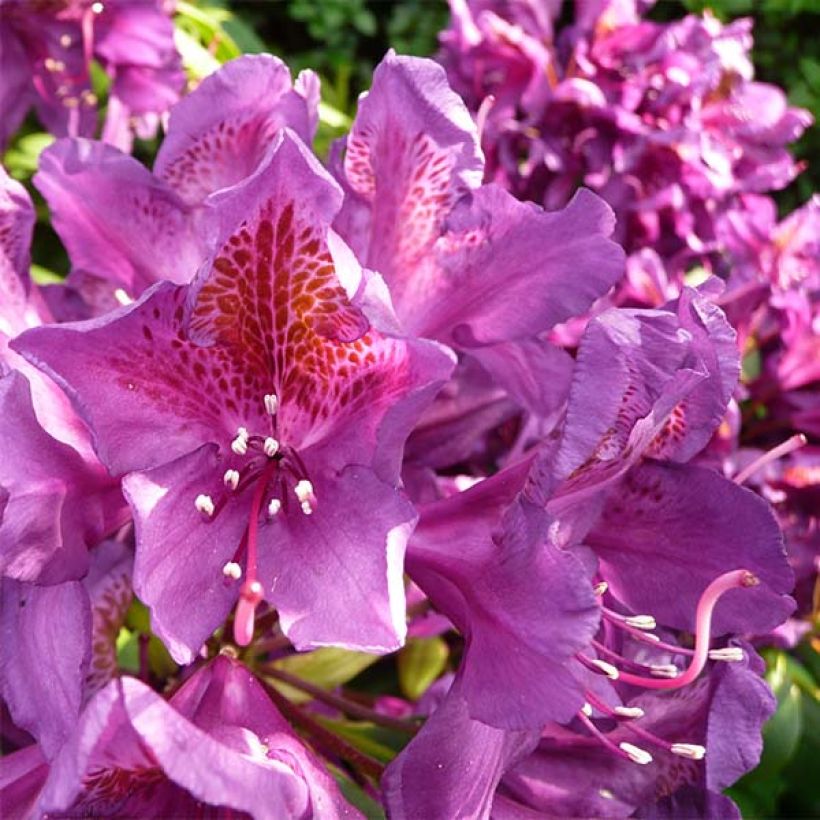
258,677,386,780
264,665,419,735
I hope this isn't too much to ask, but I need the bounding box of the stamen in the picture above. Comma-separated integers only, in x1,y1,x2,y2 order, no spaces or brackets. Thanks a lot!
581,702,593,717
624,615,657,631
264,393,279,415
263,437,280,458
60,34,73,47
734,434,807,486
616,569,760,690
231,427,249,456
709,647,745,662
593,581,609,596
267,498,282,519
223,469,240,490
590,658,620,680
91,1,104,12
614,706,645,719
671,743,706,760
113,288,133,306
619,742,653,765
649,664,680,679
194,494,215,517
295,479,316,515
222,562,242,581
599,789,615,800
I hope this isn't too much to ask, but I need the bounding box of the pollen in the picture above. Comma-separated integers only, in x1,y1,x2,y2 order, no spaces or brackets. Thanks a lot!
619,742,652,765
671,743,706,760
267,498,282,518
195,494,215,517
231,427,249,455
222,562,242,581
263,437,280,458
223,469,240,490
263,393,279,415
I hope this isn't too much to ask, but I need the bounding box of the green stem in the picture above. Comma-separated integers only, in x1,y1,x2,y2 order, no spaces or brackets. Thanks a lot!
264,665,419,735
258,677,386,780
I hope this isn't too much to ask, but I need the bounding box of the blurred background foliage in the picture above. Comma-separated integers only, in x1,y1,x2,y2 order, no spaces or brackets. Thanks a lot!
3,2,817,816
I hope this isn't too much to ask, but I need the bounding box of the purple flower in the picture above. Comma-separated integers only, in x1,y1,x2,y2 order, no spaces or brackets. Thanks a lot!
0,0,183,151
439,1,812,289
34,54,320,314
0,168,126,585
2,655,358,817
1,540,132,759
14,129,455,663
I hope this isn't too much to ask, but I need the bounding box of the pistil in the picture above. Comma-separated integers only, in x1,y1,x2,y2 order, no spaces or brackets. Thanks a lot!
234,459,279,646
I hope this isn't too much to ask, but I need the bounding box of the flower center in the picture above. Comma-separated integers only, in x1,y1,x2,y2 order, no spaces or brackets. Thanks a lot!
191,392,317,646
572,569,759,767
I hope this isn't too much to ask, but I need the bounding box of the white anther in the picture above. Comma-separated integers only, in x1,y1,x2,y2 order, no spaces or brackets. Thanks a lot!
650,664,680,679
263,393,279,415
231,427,249,456
263,437,280,458
44,58,65,72
63,96,79,108
222,562,242,581
671,743,706,760
709,647,745,662
113,288,133,306
91,1,104,12
591,659,620,680
614,706,645,719
81,90,97,106
195,494,215,517
581,702,593,717
624,615,657,631
619,742,653,765
641,632,661,643
300,500,313,516
223,469,240,490
60,34,72,48
599,789,615,800
295,479,315,503
593,581,609,596
267,498,281,519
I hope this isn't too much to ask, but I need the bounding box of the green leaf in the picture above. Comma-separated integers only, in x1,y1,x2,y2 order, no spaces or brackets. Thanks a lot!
269,648,380,704
116,627,140,673
741,347,762,383
174,27,220,80
3,132,55,179
315,717,408,763
30,264,63,285
330,766,386,818
397,636,449,701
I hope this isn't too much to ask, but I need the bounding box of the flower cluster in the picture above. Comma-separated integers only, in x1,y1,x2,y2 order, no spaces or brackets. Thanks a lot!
440,0,812,286
0,32,807,820
0,0,183,151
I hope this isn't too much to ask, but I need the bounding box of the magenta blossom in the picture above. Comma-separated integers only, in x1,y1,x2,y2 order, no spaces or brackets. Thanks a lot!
1,655,357,818
34,54,320,315
0,0,183,151
15,129,455,663
440,0,811,289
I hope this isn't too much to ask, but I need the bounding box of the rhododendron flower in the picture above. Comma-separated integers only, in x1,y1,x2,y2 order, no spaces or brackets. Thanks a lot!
34,54,320,314
0,0,183,151
0,168,125,585
2,655,357,817
0,540,132,759
440,0,812,289
15,129,455,663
